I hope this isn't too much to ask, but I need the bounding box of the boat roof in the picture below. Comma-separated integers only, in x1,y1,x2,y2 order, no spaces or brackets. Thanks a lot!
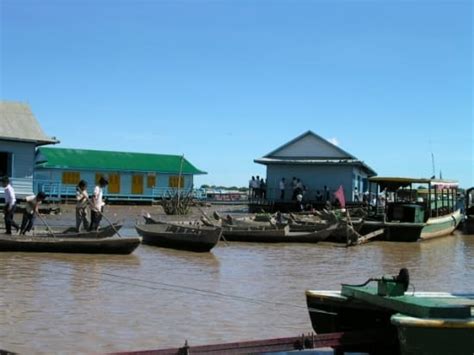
369,177,458,186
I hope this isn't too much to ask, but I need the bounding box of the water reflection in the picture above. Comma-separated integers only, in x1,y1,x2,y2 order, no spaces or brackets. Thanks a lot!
0,232,473,353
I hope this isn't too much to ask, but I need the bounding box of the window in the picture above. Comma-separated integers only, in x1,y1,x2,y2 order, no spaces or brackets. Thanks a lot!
169,176,184,188
147,174,156,188
62,171,80,185
108,174,120,194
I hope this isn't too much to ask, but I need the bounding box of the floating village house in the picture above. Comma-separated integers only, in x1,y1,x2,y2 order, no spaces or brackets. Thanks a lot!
34,148,206,201
254,130,377,203
0,101,58,198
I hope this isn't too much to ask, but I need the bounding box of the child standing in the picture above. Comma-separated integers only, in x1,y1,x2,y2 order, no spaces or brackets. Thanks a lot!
89,177,108,231
76,180,89,232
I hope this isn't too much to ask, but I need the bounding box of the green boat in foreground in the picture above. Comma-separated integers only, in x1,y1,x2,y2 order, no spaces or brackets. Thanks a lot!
306,269,474,355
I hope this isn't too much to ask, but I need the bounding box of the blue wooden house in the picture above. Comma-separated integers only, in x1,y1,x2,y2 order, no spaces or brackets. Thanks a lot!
0,101,58,198
254,130,377,203
34,147,206,201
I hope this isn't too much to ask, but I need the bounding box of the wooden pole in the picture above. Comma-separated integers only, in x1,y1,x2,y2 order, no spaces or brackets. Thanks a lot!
36,212,56,238
177,154,184,211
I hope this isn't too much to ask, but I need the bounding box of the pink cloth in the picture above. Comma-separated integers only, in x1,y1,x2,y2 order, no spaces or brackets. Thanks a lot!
334,185,346,208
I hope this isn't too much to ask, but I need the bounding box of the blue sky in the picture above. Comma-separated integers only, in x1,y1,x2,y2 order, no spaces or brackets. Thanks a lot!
1,0,472,188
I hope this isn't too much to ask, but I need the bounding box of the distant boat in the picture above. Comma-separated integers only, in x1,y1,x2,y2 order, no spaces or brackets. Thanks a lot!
0,224,141,254
463,187,474,235
360,177,462,242
136,220,222,252
306,269,474,354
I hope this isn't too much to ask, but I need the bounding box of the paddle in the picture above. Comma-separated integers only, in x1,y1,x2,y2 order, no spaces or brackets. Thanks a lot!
84,193,122,238
35,212,56,238
97,209,123,238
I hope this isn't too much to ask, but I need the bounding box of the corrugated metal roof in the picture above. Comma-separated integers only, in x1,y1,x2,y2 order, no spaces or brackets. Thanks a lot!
37,147,207,175
0,101,59,145
262,130,356,159
254,157,377,176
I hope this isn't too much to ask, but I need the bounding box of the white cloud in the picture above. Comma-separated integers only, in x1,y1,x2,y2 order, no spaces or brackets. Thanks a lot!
328,137,339,146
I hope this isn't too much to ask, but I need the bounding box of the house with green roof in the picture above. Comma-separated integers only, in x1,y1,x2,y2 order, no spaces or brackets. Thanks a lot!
35,147,206,200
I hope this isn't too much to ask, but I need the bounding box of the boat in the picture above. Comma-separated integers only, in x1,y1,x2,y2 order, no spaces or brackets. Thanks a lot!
135,222,222,252
463,187,474,234
221,223,338,243
360,177,463,242
0,224,142,254
306,269,474,355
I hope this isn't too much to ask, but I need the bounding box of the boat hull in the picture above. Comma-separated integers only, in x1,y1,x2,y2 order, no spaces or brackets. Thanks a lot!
222,224,337,243
306,290,395,334
305,290,398,353
392,314,474,355
360,209,462,242
136,224,221,252
0,235,141,254
306,290,474,355
462,216,474,235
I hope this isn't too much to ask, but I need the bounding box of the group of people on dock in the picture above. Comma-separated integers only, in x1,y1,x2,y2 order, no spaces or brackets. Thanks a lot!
248,176,266,200
2,175,109,235
279,177,331,203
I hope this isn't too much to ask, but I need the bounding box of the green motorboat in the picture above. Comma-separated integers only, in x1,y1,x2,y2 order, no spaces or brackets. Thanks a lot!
306,269,474,355
361,177,462,242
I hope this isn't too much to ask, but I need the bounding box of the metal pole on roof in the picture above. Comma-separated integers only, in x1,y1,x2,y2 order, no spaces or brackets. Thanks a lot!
177,154,184,209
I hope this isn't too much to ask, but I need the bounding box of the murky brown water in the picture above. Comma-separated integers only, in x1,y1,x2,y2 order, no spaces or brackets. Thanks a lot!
1,205,473,353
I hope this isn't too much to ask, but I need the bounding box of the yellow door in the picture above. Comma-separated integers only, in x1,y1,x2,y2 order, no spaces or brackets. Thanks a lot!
132,175,143,194
108,174,120,194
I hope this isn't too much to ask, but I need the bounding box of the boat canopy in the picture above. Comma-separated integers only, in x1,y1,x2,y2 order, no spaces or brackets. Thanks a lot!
368,177,458,191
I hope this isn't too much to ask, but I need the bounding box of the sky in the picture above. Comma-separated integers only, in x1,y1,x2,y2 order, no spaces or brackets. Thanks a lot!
1,0,472,188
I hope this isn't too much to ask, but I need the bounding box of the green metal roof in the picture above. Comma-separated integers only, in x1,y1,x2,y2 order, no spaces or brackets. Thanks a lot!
36,147,206,175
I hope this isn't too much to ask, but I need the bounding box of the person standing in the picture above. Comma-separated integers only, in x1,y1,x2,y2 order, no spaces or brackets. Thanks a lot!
20,192,47,235
260,178,266,200
315,190,323,202
279,178,286,200
291,177,298,200
2,176,20,234
89,177,108,231
248,176,255,200
76,180,90,232
324,185,330,202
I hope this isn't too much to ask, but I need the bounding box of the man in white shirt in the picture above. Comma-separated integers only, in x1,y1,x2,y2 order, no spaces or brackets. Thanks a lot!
89,177,108,231
2,176,20,234
279,178,286,200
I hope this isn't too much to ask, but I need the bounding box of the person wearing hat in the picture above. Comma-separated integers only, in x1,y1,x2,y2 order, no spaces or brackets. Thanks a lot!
20,191,47,235
89,177,108,231
2,176,20,234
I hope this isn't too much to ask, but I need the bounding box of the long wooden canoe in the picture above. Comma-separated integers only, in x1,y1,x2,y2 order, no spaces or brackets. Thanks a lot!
0,224,141,254
135,222,221,252
222,223,338,243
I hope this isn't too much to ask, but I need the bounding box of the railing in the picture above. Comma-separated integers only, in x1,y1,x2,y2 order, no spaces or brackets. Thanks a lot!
0,177,34,198
35,180,203,201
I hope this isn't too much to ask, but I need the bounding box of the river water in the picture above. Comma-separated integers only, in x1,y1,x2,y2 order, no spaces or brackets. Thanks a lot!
1,206,473,353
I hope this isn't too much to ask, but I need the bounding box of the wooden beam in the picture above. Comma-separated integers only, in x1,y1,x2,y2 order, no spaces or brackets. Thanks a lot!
109,329,396,355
